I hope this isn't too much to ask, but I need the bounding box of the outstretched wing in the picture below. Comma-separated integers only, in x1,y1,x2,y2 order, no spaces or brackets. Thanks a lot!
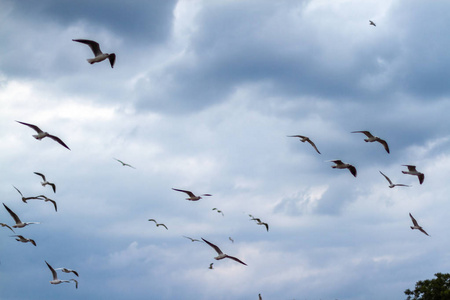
201,238,223,255
33,172,46,181
108,53,116,68
47,134,70,150
348,165,357,177
377,138,390,153
46,261,58,280
352,130,373,138
225,255,247,266
379,171,393,185
16,121,43,134
172,188,195,198
306,139,321,154
72,39,102,56
409,213,419,227
3,203,21,224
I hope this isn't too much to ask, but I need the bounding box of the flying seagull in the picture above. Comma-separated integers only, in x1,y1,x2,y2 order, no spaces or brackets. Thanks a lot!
379,171,410,188
35,195,58,212
287,135,321,154
172,188,212,201
201,238,247,266
0,223,15,233
251,217,269,232
34,172,56,193
209,263,214,269
73,39,116,68
259,294,263,300
11,235,36,246
183,236,202,242
369,20,376,26
3,203,40,228
409,213,429,236
351,131,389,153
12,186,42,203
46,261,78,289
229,237,234,243
55,267,79,277
148,219,168,230
329,160,357,177
402,165,424,184
113,158,136,169
212,208,224,216
16,121,70,150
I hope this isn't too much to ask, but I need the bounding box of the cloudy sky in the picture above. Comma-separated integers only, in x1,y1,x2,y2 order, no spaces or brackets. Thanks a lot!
1,0,450,299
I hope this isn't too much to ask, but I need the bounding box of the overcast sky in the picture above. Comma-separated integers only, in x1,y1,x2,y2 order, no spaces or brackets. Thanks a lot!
1,0,450,299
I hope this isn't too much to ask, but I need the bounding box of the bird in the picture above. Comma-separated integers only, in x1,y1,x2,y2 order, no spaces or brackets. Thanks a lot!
287,135,321,154
259,294,263,300
0,223,15,233
183,236,202,242
409,213,429,236
11,235,36,246
201,238,247,266
351,131,389,153
34,172,56,193
251,217,269,232
113,158,136,169
73,39,116,68
369,20,376,26
402,165,425,184
209,263,214,269
148,219,168,230
35,195,58,212
3,203,40,228
229,237,234,243
46,261,78,288
212,208,224,216
379,171,410,188
329,160,357,177
172,188,212,201
55,267,79,277
16,121,70,150
12,186,43,203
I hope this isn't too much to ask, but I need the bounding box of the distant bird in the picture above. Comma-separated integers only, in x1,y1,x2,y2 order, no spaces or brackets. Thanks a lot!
229,237,234,243
212,208,224,216
409,213,429,236
251,217,269,232
259,294,263,300
329,160,357,177
13,186,43,203
46,261,78,288
3,203,40,228
287,135,321,154
11,235,36,246
402,165,424,184
34,172,56,193
379,171,410,188
16,121,70,150
369,20,376,26
172,188,212,201
113,158,136,169
351,131,389,153
55,267,79,277
148,219,168,230
0,223,15,233
209,263,214,269
201,238,247,266
35,195,58,212
72,39,116,68
183,236,202,242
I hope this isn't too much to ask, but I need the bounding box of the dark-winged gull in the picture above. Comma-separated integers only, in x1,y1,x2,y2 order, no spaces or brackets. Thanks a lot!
352,131,389,153
409,213,429,236
172,188,212,201
329,160,357,177
113,158,136,169
73,39,116,68
287,135,321,154
34,172,56,193
201,238,247,266
16,121,70,150
11,235,36,246
402,165,424,185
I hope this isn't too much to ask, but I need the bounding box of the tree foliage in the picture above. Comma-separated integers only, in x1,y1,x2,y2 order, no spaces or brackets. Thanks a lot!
405,273,450,300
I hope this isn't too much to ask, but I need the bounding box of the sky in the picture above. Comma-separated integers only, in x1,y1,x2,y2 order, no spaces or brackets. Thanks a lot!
1,0,450,299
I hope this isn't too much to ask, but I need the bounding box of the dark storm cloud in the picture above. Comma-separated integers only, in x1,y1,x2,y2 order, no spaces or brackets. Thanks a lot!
10,0,177,45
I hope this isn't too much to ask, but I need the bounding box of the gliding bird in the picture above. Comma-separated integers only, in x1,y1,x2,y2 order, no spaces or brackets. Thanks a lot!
402,165,425,184
46,261,78,288
113,158,136,169
369,20,376,26
172,188,212,201
329,160,357,177
409,213,429,236
34,172,56,193
352,131,389,153
72,39,116,68
3,203,40,228
379,171,410,188
11,235,36,246
287,135,321,154
16,121,70,150
201,238,247,266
